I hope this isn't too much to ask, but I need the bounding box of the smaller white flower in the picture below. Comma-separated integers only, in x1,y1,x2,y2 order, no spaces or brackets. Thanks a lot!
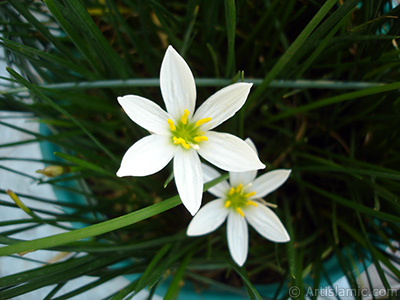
187,139,291,266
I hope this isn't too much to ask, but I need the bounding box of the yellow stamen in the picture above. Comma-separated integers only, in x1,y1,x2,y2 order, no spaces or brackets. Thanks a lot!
246,200,258,207
181,109,189,124
173,137,190,149
225,200,231,208
193,135,208,142
245,191,256,198
236,207,244,217
195,117,211,127
167,119,176,131
235,184,243,193
229,187,235,195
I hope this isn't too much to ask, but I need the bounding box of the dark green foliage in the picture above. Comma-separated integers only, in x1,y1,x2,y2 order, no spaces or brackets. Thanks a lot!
0,0,399,299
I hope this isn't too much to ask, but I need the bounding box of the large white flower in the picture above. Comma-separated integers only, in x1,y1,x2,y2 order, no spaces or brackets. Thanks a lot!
116,46,265,215
187,139,290,266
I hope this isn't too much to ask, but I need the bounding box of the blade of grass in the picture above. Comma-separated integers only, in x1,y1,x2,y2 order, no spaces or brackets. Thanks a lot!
0,172,228,256
0,253,127,299
270,81,400,122
62,0,131,79
135,243,172,292
0,194,179,256
163,249,194,300
54,152,116,177
7,67,118,163
0,38,98,80
296,7,357,78
224,0,236,77
42,0,103,75
355,212,395,300
228,261,263,300
247,0,338,106
302,181,400,224
7,0,74,60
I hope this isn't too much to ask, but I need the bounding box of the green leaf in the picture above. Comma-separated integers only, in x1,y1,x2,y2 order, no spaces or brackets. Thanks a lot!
54,152,115,177
135,243,172,292
228,261,263,300
7,0,74,60
247,0,338,105
0,195,181,256
302,181,400,224
42,0,104,75
6,67,118,163
0,38,98,80
61,0,131,79
163,249,194,300
224,0,236,77
270,81,400,122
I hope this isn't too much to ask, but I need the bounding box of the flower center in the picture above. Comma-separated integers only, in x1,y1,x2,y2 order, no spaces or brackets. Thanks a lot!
224,184,257,217
167,109,211,150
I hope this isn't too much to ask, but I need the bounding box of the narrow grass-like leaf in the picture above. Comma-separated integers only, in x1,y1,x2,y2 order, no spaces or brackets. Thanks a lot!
7,67,118,163
224,0,236,77
228,261,263,300
284,199,297,282
42,0,103,75
54,152,116,177
270,81,400,122
296,7,357,78
0,38,98,80
247,0,338,105
7,0,74,60
0,195,180,256
355,212,394,300
302,181,400,224
0,253,127,299
62,0,131,79
108,277,140,300
163,249,194,300
135,243,172,292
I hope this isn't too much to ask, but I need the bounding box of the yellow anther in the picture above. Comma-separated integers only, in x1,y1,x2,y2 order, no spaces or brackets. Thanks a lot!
235,184,243,193
181,109,189,124
236,207,245,217
193,135,208,142
167,119,176,131
245,191,256,198
229,187,235,195
246,200,258,207
225,200,231,208
195,117,211,127
173,137,190,149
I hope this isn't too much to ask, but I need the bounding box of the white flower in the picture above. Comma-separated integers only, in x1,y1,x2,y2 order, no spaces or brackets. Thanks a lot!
116,46,265,215
187,139,290,266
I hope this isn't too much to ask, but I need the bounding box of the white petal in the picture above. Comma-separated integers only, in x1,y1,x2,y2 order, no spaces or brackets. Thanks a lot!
251,169,291,198
187,199,228,236
244,137,258,154
118,95,172,135
117,135,175,177
174,147,203,215
227,211,248,266
193,82,252,131
229,170,257,188
244,204,290,242
198,132,265,172
160,46,196,120
229,137,259,187
202,163,230,198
